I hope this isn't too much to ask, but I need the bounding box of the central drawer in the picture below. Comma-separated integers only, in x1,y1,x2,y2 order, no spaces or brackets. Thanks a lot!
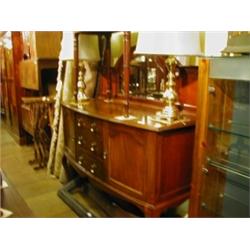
76,149,106,180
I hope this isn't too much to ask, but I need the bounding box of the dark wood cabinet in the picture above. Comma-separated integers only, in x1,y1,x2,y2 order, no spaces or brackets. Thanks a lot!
62,99,195,217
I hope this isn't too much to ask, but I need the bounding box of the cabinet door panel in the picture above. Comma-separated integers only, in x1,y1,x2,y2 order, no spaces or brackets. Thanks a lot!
107,124,147,198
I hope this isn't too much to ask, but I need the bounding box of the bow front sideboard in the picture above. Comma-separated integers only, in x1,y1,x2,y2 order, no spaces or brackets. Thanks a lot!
62,99,195,217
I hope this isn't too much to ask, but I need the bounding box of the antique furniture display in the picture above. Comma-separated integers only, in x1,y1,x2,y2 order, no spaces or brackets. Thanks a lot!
60,31,198,217
189,56,250,217
62,99,195,217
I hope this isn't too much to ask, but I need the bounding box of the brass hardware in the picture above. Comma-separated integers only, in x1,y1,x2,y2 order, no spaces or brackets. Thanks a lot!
90,122,96,133
219,193,224,198
90,163,96,174
77,122,81,127
78,156,84,165
202,167,209,175
158,56,179,123
208,85,216,94
77,62,89,106
201,202,207,209
103,151,107,160
90,142,96,152
77,136,83,145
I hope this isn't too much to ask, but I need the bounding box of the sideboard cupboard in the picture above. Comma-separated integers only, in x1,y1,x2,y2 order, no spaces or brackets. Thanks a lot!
61,32,197,217
62,100,195,217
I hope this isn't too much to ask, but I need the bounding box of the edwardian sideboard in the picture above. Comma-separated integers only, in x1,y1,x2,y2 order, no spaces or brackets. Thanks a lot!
62,99,195,217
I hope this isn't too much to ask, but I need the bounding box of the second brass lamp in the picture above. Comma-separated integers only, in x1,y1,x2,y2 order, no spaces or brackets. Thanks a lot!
135,31,201,122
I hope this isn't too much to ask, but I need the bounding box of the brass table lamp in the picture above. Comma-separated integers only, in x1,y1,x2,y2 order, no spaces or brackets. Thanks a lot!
135,31,202,123
60,32,100,107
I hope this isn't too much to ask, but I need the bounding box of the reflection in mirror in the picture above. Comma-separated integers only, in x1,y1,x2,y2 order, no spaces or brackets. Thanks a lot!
110,32,196,102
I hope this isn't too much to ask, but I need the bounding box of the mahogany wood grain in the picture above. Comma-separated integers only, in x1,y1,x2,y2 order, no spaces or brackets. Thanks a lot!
62,99,195,217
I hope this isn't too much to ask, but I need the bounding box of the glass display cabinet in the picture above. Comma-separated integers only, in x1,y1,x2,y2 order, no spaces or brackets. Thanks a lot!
190,56,250,217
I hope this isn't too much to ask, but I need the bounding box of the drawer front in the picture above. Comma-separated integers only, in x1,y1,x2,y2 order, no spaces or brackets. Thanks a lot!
76,114,102,135
77,150,105,180
76,127,104,158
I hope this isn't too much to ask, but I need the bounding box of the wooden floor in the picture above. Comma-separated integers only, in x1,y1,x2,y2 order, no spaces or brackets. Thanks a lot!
0,121,78,218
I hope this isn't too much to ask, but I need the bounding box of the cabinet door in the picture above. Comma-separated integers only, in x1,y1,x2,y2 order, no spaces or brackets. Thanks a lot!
63,107,75,158
200,78,250,217
105,123,148,199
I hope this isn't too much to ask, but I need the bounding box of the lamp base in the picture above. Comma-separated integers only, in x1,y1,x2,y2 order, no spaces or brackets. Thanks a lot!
77,94,89,108
157,105,179,123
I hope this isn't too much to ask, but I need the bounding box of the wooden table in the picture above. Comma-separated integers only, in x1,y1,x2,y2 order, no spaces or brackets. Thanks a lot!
0,171,34,218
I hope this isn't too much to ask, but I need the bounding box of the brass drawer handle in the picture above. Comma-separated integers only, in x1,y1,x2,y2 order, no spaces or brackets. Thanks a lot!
90,163,97,174
78,156,84,165
77,136,83,145
90,122,96,133
103,151,107,160
201,202,207,209
90,142,96,152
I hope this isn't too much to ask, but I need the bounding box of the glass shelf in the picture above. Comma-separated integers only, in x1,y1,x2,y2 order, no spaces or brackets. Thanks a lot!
208,123,250,139
207,157,250,179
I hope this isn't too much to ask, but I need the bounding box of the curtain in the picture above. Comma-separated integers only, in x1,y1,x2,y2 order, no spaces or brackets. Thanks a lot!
47,60,97,183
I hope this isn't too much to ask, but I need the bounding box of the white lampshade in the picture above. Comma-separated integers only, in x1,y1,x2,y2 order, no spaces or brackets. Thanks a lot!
78,34,100,61
59,31,74,60
135,31,202,56
204,31,228,57
59,32,100,61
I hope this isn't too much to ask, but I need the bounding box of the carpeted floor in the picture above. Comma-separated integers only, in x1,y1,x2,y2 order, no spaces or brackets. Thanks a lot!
0,120,78,218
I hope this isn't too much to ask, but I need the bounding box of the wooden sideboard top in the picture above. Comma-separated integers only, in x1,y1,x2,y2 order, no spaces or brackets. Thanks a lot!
62,98,195,132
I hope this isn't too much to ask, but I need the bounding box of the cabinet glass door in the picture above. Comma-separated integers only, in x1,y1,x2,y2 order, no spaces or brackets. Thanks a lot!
200,77,250,217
